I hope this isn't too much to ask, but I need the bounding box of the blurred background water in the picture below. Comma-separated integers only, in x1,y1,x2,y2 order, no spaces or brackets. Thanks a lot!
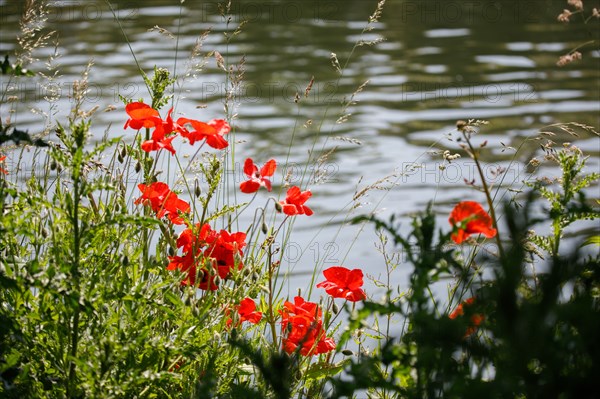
1,0,599,298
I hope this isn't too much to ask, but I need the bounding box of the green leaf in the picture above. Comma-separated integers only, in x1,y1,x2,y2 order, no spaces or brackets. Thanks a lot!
305,359,350,381
581,235,600,247
164,290,183,307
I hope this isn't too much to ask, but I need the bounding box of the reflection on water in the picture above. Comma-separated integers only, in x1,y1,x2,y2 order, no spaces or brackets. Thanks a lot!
1,0,598,291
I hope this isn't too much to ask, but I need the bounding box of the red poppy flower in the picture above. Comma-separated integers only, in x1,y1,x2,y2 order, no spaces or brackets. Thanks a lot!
124,102,160,130
316,266,366,302
152,108,188,139
135,182,190,225
449,297,484,338
162,196,191,225
141,134,177,155
448,297,475,319
177,118,230,149
135,182,170,208
449,201,497,244
279,186,313,216
226,298,263,327
279,296,335,356
240,158,276,193
0,155,7,175
125,105,188,155
167,223,246,290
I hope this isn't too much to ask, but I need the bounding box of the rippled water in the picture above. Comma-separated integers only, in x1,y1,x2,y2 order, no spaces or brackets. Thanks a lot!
1,0,599,293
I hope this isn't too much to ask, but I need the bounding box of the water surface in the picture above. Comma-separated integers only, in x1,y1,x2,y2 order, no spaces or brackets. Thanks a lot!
1,0,598,295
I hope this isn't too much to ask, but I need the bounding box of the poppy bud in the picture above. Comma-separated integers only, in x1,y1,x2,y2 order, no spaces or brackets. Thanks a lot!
261,222,268,234
120,146,127,158
194,180,201,198
122,255,129,266
50,160,57,171
275,202,283,212
168,247,175,256
341,349,354,356
332,302,339,314
135,162,141,173
41,228,48,238
117,153,124,163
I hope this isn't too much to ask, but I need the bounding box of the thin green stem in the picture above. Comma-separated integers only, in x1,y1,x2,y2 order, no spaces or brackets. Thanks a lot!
67,159,81,398
464,134,505,259
267,246,278,348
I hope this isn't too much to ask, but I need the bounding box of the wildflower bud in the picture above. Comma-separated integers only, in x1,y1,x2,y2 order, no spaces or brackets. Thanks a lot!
135,162,141,173
213,275,222,287
41,228,48,238
114,203,120,212
120,146,127,158
332,302,340,314
261,222,268,235
197,270,205,282
122,255,129,266
168,247,175,256
341,349,354,356
557,9,571,22
50,160,57,171
194,180,201,198
117,153,124,164
274,201,283,212
456,120,467,131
